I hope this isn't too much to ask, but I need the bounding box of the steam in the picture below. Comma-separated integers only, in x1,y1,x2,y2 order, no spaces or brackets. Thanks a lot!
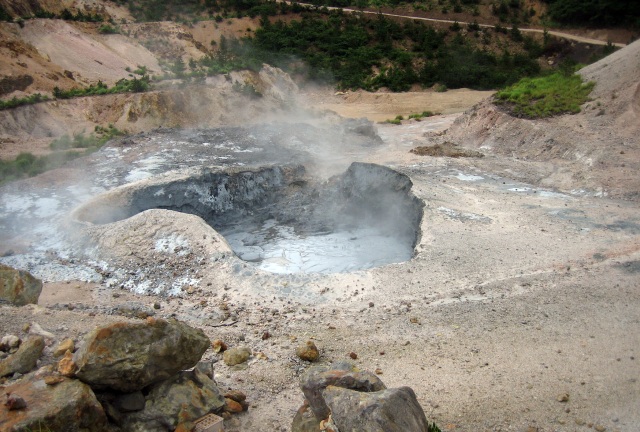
0,59,415,288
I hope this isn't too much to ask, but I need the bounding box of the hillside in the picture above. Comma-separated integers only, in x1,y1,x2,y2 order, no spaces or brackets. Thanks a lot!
442,39,640,200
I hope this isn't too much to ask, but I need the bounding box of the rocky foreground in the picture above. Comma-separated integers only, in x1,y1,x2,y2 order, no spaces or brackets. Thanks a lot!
1,265,436,432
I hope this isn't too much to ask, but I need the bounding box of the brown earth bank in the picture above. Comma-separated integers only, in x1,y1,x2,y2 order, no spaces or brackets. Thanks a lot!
441,39,640,201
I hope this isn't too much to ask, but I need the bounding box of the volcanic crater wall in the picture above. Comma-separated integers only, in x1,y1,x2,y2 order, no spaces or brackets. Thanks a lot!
74,162,424,259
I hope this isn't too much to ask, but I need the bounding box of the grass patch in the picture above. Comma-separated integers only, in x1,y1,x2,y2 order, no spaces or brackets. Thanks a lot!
494,72,594,118
383,111,438,124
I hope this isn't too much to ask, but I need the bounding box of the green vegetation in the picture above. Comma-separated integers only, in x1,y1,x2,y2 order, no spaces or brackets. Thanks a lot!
31,8,104,22
0,5,12,21
494,72,595,118
384,110,437,124
427,421,442,432
0,93,50,111
1,126,125,185
1,78,150,112
50,125,125,150
232,81,263,98
53,76,150,99
98,24,119,34
408,110,437,120
543,0,640,27
249,11,541,91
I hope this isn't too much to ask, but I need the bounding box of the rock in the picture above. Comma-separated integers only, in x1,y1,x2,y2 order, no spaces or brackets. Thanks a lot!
212,339,227,353
53,338,75,357
0,334,20,351
349,352,358,360
301,361,386,421
557,392,570,402
195,359,215,379
0,373,109,431
73,318,210,392
224,389,247,403
324,386,431,432
292,402,321,432
121,369,225,431
58,350,77,377
224,397,243,413
296,341,320,362
4,394,27,410
0,264,43,306
114,391,146,412
0,335,45,377
29,322,56,339
223,346,251,366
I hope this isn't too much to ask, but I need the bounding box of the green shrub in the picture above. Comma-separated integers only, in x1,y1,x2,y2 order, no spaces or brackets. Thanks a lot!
232,81,262,98
494,72,595,118
98,24,119,34
1,125,125,185
0,93,49,111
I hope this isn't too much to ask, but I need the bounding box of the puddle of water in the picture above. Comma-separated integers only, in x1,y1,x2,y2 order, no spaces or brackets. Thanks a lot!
222,219,413,274
454,173,484,182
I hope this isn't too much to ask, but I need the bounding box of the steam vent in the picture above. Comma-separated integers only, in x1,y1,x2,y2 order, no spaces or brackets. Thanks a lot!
74,162,424,274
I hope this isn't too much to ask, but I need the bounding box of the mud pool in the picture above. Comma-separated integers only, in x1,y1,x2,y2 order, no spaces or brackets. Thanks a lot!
75,162,424,275
222,221,414,274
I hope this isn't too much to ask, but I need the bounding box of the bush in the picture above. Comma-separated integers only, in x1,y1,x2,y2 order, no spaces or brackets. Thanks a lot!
494,72,595,118
1,125,125,185
53,76,150,100
98,24,119,34
0,93,49,111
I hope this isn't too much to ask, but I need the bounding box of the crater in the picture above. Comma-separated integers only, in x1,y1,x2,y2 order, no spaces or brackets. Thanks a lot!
74,162,423,274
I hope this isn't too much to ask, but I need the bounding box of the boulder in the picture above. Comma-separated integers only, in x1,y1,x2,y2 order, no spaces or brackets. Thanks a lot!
0,264,42,306
73,318,210,392
0,373,109,432
323,386,431,432
0,335,44,377
300,361,386,421
121,369,225,432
